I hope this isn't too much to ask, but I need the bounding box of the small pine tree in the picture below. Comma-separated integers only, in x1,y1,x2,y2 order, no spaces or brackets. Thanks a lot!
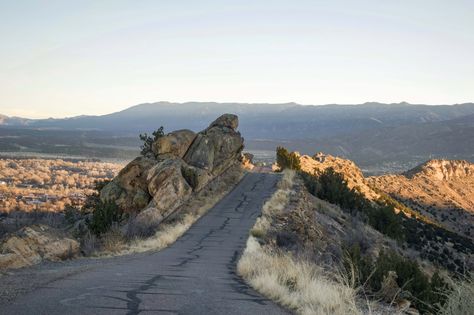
139,126,164,156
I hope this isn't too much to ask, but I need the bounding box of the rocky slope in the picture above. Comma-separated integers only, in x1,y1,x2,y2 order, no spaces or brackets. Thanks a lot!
100,114,244,229
368,159,474,239
299,152,381,200
296,152,474,272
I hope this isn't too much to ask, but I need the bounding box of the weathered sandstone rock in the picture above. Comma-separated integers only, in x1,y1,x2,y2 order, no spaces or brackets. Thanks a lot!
100,156,155,212
0,225,80,270
152,129,196,158
147,158,193,212
184,114,243,175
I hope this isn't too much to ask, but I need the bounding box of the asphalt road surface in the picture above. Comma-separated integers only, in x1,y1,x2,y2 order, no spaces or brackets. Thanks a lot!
1,173,291,315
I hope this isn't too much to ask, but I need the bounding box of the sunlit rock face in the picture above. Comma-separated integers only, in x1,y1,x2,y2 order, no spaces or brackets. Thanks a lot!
368,159,474,240
100,114,244,226
0,225,80,270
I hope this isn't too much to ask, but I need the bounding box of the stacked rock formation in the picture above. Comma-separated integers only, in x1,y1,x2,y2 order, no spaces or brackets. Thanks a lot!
100,114,244,226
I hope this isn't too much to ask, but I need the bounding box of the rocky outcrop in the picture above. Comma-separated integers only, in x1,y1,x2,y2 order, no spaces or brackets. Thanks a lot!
0,225,80,270
100,114,244,227
368,159,474,239
404,159,474,181
299,152,381,201
184,114,244,175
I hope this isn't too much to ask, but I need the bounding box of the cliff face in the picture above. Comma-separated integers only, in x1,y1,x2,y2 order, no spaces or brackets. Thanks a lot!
368,159,474,239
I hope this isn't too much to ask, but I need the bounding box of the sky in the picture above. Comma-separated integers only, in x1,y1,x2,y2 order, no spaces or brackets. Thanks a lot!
0,0,473,118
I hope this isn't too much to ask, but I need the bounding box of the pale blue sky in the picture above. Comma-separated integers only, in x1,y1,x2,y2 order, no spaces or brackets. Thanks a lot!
1,0,473,118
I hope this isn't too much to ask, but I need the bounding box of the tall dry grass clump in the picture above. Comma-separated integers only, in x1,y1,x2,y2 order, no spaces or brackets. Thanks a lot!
238,237,361,315
240,170,362,315
438,274,474,315
250,170,295,238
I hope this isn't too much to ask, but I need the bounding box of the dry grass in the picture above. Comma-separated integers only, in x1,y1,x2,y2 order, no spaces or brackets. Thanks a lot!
250,170,295,238
101,225,126,253
240,169,362,315
438,274,474,315
123,213,197,254
238,237,361,315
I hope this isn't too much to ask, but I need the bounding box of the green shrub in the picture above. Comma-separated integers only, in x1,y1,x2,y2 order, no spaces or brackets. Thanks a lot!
344,245,448,314
64,205,81,225
276,146,301,171
87,201,123,236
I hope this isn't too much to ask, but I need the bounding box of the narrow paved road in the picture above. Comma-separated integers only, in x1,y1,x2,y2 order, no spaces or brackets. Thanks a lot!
1,173,291,315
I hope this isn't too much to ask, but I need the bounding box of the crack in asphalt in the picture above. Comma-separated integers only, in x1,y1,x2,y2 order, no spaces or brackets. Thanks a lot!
126,274,163,315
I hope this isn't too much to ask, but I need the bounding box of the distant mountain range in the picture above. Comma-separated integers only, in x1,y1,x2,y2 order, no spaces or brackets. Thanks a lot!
1,101,474,171
2,101,474,137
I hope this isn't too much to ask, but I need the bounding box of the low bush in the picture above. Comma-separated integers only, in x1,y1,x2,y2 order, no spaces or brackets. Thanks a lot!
87,201,123,236
343,244,448,314
276,146,301,171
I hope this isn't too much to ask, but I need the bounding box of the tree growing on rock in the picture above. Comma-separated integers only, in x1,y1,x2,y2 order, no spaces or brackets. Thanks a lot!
139,127,164,156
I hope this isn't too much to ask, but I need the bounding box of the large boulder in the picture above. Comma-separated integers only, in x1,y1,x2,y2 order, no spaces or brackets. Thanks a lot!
209,113,239,130
184,114,244,175
152,129,196,158
0,225,80,270
100,157,155,212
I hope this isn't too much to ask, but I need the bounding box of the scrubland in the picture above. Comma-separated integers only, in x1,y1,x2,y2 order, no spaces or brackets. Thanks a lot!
0,158,122,213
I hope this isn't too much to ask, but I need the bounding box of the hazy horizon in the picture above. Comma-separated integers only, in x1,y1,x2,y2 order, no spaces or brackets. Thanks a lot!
4,100,474,120
1,1,473,118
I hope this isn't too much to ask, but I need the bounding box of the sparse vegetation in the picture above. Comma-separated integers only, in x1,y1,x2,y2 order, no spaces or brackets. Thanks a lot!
238,237,361,315
300,168,405,241
300,165,474,273
240,170,363,315
343,243,448,314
